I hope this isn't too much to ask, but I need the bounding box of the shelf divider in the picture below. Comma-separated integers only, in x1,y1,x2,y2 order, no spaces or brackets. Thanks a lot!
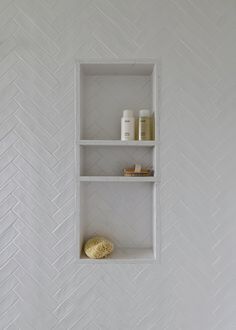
80,176,157,182
80,140,156,147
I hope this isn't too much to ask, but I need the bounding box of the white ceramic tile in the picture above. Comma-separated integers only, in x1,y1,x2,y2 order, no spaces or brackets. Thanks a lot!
0,0,235,329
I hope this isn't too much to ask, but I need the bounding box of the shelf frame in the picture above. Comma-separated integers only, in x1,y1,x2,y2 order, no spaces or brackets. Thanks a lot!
75,59,161,263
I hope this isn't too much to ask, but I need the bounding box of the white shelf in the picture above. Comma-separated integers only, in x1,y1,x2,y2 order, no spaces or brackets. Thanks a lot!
76,59,160,263
80,176,157,182
80,140,156,147
79,248,155,263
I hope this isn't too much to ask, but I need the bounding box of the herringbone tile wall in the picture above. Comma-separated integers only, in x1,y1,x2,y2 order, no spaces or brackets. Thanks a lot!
0,0,235,329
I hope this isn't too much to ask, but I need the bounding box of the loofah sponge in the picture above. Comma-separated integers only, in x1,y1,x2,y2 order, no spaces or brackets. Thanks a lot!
84,236,114,259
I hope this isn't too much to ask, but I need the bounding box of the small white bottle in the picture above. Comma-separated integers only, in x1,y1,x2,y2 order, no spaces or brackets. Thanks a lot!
121,110,135,141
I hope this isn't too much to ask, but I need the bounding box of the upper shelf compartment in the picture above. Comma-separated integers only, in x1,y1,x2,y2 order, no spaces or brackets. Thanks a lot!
78,61,156,141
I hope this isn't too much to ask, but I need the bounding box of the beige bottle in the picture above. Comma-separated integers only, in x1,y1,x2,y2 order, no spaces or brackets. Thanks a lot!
138,109,151,140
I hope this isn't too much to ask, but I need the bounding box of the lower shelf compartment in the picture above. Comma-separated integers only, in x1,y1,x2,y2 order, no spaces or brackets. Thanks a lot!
79,248,155,263
77,181,158,264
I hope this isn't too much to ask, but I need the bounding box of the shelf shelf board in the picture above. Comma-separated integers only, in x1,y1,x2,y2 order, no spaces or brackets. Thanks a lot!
79,140,156,147
79,248,155,263
80,176,157,182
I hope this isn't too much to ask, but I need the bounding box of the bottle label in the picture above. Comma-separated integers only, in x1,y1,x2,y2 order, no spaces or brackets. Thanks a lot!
121,118,135,140
139,118,151,140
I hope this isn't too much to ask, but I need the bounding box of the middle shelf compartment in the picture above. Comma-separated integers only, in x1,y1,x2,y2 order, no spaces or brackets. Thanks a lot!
79,145,155,177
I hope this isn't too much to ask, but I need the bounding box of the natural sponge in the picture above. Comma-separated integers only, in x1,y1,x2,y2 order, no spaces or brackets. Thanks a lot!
84,236,114,259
